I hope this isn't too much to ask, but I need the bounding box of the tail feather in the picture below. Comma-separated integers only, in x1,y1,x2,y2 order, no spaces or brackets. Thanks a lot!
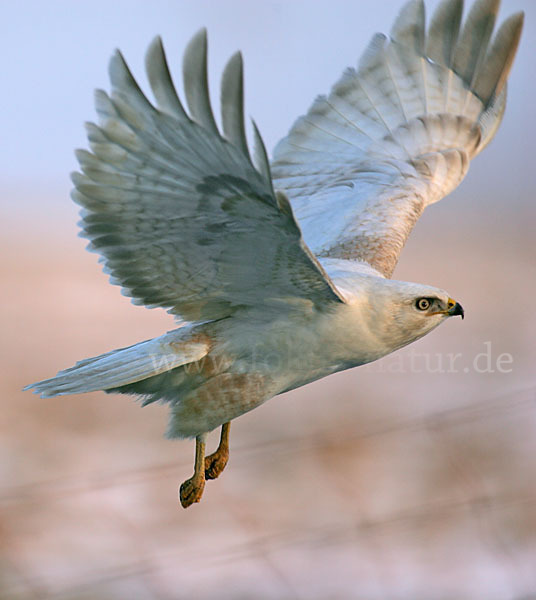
24,328,210,398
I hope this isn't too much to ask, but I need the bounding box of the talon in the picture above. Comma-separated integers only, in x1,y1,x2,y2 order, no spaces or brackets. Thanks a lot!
204,422,230,480
179,475,205,508
204,448,229,480
179,433,207,509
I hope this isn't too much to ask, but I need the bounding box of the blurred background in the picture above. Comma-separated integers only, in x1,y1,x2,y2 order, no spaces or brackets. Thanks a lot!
2,0,535,598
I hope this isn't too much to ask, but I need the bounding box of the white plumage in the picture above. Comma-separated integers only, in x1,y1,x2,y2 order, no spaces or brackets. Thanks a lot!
25,0,523,507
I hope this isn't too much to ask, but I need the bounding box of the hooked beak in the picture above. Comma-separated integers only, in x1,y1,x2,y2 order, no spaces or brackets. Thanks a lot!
447,298,464,320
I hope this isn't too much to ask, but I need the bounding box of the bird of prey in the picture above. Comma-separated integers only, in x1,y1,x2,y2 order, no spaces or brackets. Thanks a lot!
26,0,523,508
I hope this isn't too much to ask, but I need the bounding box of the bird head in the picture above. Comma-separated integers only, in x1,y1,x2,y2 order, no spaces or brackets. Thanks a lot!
360,279,464,352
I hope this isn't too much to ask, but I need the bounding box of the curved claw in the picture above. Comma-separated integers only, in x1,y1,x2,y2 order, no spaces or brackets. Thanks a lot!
179,474,205,508
179,433,207,509
205,449,229,480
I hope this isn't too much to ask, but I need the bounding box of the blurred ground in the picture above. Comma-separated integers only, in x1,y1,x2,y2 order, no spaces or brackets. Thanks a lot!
1,198,535,599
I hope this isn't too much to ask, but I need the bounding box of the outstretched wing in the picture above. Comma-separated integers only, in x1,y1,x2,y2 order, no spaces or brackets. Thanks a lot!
74,31,343,323
272,0,523,278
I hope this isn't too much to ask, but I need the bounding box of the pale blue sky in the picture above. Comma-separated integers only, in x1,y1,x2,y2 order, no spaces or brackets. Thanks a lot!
2,0,533,213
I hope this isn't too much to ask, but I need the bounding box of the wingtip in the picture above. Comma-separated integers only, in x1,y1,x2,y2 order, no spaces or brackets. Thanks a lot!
250,117,273,187
462,0,501,33
187,28,208,52
390,0,425,53
183,28,209,70
109,47,126,70
227,50,243,68
477,0,501,17
426,0,463,66
108,48,131,88
183,28,209,67
503,11,525,50
146,35,164,59
221,50,244,84
395,0,424,17
182,27,219,134
511,10,525,29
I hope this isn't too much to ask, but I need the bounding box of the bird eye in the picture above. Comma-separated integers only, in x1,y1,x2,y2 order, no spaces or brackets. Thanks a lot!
416,297,431,311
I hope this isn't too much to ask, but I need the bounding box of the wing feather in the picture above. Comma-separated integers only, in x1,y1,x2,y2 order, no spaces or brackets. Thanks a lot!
220,52,250,159
251,119,274,191
272,0,523,278
145,36,189,121
474,12,524,103
426,0,463,67
182,29,219,134
390,0,425,54
452,0,499,88
74,34,343,322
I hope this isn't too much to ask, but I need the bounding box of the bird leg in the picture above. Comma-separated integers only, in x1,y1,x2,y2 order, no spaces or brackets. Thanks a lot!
179,434,206,508
204,422,230,480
